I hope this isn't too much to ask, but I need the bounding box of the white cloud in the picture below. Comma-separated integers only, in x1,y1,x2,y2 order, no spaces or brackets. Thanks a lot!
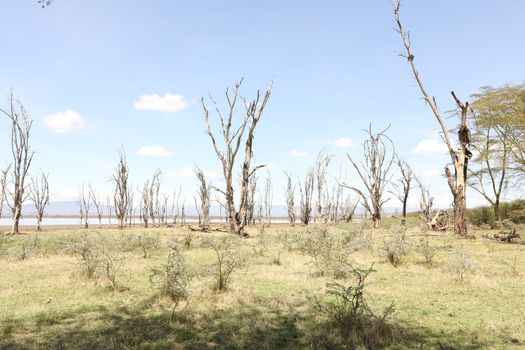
136,145,173,157
411,138,449,154
422,169,440,177
43,109,85,133
289,150,309,158
134,92,189,112
331,137,356,148
170,167,220,179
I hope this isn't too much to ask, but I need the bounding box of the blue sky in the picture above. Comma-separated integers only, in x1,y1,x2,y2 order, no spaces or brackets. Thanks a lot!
0,0,524,209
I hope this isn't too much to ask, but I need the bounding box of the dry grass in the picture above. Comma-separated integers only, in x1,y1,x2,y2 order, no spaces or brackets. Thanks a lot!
0,219,524,349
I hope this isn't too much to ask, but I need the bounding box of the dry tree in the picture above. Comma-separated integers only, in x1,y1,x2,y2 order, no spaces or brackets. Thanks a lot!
389,156,414,225
299,168,315,225
244,168,258,225
415,175,434,227
111,148,131,229
283,171,296,226
29,172,50,232
263,172,273,226
1,93,34,234
393,1,472,236
89,184,104,228
202,78,272,236
78,183,91,229
314,150,333,222
0,164,11,222
194,167,211,227
343,125,394,229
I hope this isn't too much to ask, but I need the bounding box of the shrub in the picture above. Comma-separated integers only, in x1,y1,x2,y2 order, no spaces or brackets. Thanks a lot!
99,242,124,290
203,236,247,292
382,226,411,267
136,232,160,258
150,246,192,316
448,244,476,282
313,265,395,348
417,236,436,266
62,233,101,278
296,226,370,278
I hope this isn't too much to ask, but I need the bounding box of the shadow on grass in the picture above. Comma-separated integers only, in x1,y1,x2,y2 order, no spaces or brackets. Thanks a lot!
0,299,493,350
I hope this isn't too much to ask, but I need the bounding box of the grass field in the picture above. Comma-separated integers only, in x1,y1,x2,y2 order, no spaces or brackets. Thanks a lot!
1,219,524,349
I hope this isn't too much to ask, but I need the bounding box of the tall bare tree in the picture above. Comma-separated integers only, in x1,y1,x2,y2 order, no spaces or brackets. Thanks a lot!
415,175,434,227
344,125,394,228
314,150,333,222
299,168,315,225
89,184,103,228
0,164,11,222
78,183,91,229
389,156,414,225
111,149,130,229
1,94,35,234
263,172,273,226
393,1,472,236
194,167,211,227
283,172,296,226
202,79,272,236
29,172,50,232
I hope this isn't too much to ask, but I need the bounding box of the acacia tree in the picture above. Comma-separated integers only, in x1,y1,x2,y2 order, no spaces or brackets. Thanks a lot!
1,94,34,234
344,125,394,229
415,175,434,227
112,149,130,229
393,1,472,236
389,156,413,225
283,172,296,226
202,79,272,236
29,172,50,232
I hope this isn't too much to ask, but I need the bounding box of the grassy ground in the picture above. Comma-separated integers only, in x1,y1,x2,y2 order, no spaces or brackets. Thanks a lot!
0,219,524,349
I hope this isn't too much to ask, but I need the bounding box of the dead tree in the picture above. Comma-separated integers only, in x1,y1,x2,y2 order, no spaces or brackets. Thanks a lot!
263,173,273,226
244,170,258,225
415,175,434,227
0,164,11,222
342,195,359,223
106,195,113,226
393,1,472,236
344,125,394,228
78,183,91,229
283,172,296,226
389,156,414,225
1,94,34,234
314,150,333,222
89,184,103,228
111,149,131,229
299,168,315,225
202,79,272,236
29,172,50,232
194,167,211,227
127,186,134,227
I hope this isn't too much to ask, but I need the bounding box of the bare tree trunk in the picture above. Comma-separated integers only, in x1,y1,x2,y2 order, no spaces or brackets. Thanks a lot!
89,184,103,228
0,164,11,222
343,125,394,229
1,93,35,235
112,148,130,230
29,172,50,232
263,173,273,226
194,167,211,227
393,1,471,236
202,79,272,236
314,150,333,222
299,169,315,225
283,172,296,226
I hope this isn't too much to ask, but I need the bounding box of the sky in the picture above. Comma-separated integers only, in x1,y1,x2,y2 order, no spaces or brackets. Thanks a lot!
0,0,524,211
